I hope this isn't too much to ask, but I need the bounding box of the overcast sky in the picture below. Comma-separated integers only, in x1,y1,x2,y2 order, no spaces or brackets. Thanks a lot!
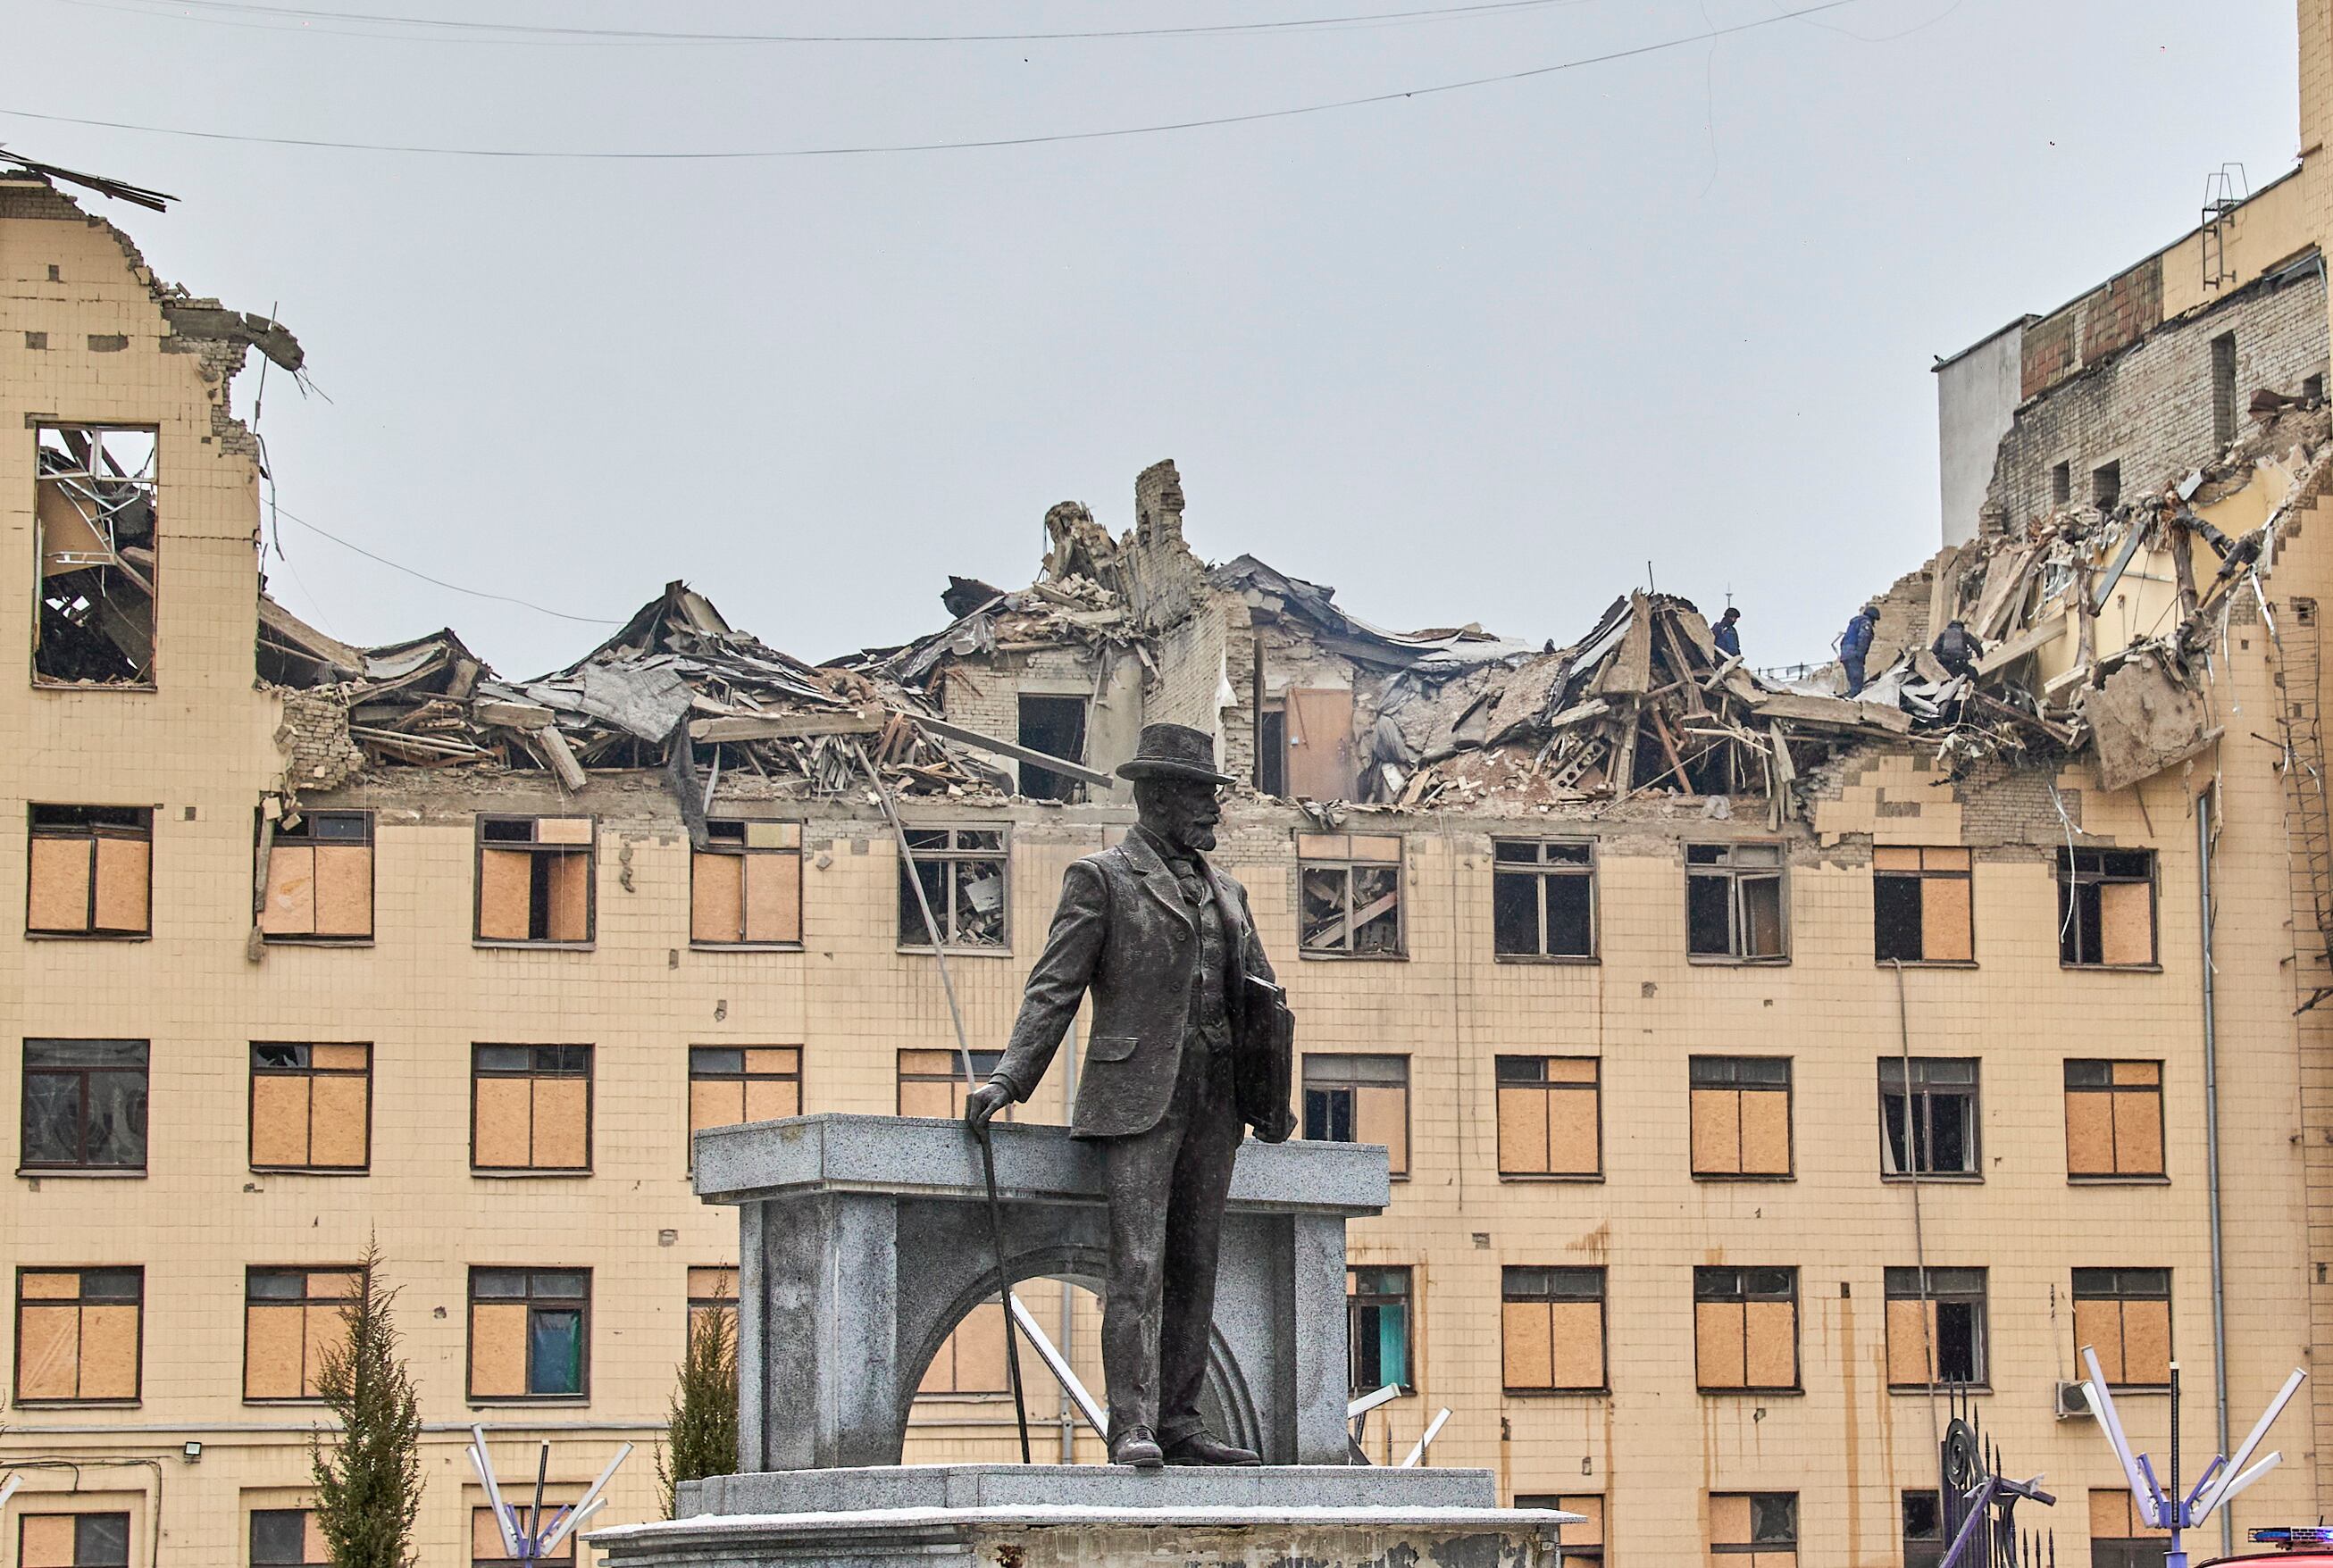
6,0,2303,674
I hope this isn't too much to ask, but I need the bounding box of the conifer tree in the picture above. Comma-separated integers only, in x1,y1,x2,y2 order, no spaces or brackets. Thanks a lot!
656,1304,738,1516
310,1241,423,1568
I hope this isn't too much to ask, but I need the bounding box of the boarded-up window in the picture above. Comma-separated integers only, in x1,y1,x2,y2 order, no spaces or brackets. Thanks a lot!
2065,1060,2165,1180
1693,1267,1796,1391
249,1508,330,1566
690,820,802,946
1685,843,1786,961
249,1043,372,1172
468,1268,589,1399
18,1512,131,1568
686,1266,737,1346
27,805,151,937
474,816,593,945
244,1266,362,1401
898,1049,1005,1120
259,810,372,941
1495,1056,1601,1177
1710,1493,1797,1564
1501,1266,1605,1391
1872,847,1972,963
1016,694,1090,803
1516,1496,1603,1566
1303,1054,1409,1176
33,424,157,688
2073,1268,2171,1389
1297,834,1403,956
21,1039,146,1172
1901,1491,1944,1568
1493,840,1596,958
1883,1267,1986,1389
2087,1489,2168,1568
1347,1265,1411,1394
688,1047,802,1148
472,1503,577,1567
898,828,1008,949
14,1267,141,1403
472,1046,592,1172
1284,687,1357,801
2058,848,2155,967
1880,1058,1979,1177
916,1300,1009,1395
1689,1056,1792,1179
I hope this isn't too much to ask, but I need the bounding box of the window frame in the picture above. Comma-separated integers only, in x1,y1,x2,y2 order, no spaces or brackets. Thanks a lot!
13,1265,144,1405
1491,839,1599,963
18,1509,135,1568
685,1265,738,1348
1346,1264,1413,1396
247,1042,373,1174
689,818,804,949
2063,1059,2167,1182
1301,1053,1411,1179
242,1264,364,1405
1882,1266,1989,1391
25,805,153,939
687,1045,803,1157
1014,691,1091,803
32,422,160,693
1901,1489,1944,1568
257,809,375,945
2055,847,2159,969
1295,832,1406,959
1871,846,1975,966
1693,1265,1800,1394
19,1038,148,1175
1500,1265,1608,1394
472,815,596,948
1685,841,1790,963
1878,1057,1982,1180
2071,1267,2173,1392
247,1506,330,1567
1688,1055,1794,1181
897,1048,1003,1120
469,1045,594,1176
1710,1491,1799,1557
465,1266,591,1403
896,826,1010,954
1493,1055,1602,1180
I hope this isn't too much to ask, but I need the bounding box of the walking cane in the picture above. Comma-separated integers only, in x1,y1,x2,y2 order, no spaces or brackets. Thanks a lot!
973,1116,1034,1464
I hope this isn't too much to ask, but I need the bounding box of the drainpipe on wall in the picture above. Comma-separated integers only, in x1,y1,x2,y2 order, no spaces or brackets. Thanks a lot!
2199,784,2232,1556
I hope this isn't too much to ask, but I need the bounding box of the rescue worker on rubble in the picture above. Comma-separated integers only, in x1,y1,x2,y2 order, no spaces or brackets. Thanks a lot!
1712,606,1742,659
1931,620,1983,680
1840,604,1880,697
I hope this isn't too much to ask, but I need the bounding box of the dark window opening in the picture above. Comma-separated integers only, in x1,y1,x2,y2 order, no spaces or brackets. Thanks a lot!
34,425,158,687
1493,841,1595,958
1902,1490,1943,1568
2058,848,2155,966
1873,872,1922,962
1881,1058,1979,1177
1016,694,1088,803
1346,1265,1410,1394
1685,843,1785,960
2093,461,2122,511
1257,707,1286,797
1885,1266,1987,1387
2051,462,2071,505
2212,332,2238,447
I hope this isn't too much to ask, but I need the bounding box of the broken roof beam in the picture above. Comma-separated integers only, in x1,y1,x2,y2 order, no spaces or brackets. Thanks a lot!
1970,611,2070,679
913,714,1116,788
688,712,886,743
1748,690,1913,737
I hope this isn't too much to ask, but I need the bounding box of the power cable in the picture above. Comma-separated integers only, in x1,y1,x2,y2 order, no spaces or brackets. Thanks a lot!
271,505,623,624
0,1,1859,161
51,0,1596,46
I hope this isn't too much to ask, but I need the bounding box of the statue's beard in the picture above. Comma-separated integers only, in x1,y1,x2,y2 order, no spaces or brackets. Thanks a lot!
1175,822,1218,852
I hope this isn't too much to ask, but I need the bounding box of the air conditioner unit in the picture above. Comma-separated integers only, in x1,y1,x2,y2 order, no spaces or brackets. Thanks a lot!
2054,1380,2093,1420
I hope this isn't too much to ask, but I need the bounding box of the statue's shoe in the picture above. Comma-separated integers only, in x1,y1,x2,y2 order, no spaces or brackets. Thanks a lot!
1109,1426,1165,1468
1163,1431,1262,1467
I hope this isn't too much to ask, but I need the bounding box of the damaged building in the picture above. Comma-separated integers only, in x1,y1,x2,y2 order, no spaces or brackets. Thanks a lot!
13,49,2333,1565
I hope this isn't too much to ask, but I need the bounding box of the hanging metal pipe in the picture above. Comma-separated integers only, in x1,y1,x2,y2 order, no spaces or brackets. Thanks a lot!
2198,785,2231,1555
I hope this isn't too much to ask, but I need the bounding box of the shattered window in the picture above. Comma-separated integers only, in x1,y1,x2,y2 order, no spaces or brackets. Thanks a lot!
27,805,151,938
1346,1265,1410,1395
1296,832,1403,957
899,1048,1007,1121
1015,694,1088,803
1492,840,1595,959
1500,1265,1605,1391
1901,1491,1944,1568
1879,1058,1979,1178
897,828,1008,950
21,1039,147,1172
249,1043,371,1172
474,816,594,945
1302,1053,1408,1175
2064,1059,2165,1180
1871,847,1972,963
691,820,802,947
1883,1267,1987,1389
1687,1056,1793,1179
1685,843,1786,961
33,425,157,687
1494,1055,1600,1178
1710,1493,1797,1559
2057,848,2155,967
2072,1269,2172,1390
1693,1268,1798,1392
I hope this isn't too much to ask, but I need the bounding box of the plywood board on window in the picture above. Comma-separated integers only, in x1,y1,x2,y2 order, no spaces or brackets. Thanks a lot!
953,1301,1008,1392
262,844,316,934
688,1267,737,1300
303,1305,346,1397
2100,879,2153,964
899,1080,955,1119
1873,847,1922,871
1548,1087,1599,1175
470,1303,529,1396
17,1515,75,1568
314,844,372,936
2091,1489,2139,1539
1695,1302,1744,1387
310,1075,369,1168
691,851,742,943
531,1077,590,1169
477,849,531,940
2124,1298,2171,1382
1560,1497,1601,1544
1355,1085,1407,1174
1740,1091,1791,1174
314,1044,368,1071
1709,1493,1752,1543
472,1077,532,1168
546,853,590,941
15,1303,79,1398
691,1080,743,1133
21,1273,79,1301
1284,688,1356,801
1885,1297,1935,1385
2065,1092,2113,1175
744,1079,799,1122
536,816,594,845
2074,1299,2123,1383
1549,1300,1603,1388
1497,1087,1550,1176
2115,1092,2164,1175
1920,875,1972,961
92,836,147,931
1689,1089,1738,1175
246,1304,304,1398
79,1303,139,1398
744,853,800,943
1501,1301,1552,1388
1743,1300,1794,1387
26,835,91,930
250,1075,313,1168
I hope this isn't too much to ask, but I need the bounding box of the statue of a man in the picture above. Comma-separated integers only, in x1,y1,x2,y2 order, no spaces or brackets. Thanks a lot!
966,722,1293,1468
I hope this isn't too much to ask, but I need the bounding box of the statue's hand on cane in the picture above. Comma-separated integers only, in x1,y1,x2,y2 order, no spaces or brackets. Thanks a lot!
964,1080,1012,1131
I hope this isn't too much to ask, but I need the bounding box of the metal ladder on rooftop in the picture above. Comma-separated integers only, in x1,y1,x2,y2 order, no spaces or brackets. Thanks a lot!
2278,596,2333,1012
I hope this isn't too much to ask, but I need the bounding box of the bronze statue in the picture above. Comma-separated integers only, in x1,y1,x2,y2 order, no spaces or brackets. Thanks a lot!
966,722,1294,1468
